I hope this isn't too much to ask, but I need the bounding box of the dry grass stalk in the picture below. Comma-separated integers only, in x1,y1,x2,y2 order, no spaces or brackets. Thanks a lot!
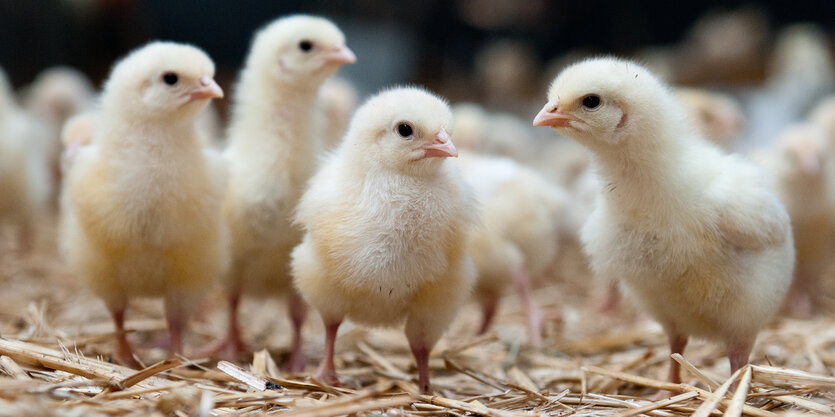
723,366,753,417
612,390,699,417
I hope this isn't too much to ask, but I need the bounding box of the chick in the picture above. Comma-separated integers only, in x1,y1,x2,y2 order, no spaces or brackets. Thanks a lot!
218,15,355,368
22,67,97,197
0,68,51,253
759,124,835,316
534,58,794,391
457,153,566,345
292,87,475,393
61,42,228,366
675,88,745,150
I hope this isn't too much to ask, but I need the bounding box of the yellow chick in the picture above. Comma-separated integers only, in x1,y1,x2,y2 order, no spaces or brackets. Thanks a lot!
759,124,835,317
60,41,228,366
534,57,794,393
292,87,475,393
457,153,566,345
216,15,355,369
0,68,51,253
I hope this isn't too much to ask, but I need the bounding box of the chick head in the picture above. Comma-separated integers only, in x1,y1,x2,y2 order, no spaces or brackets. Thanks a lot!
247,15,355,88
102,41,222,123
533,57,681,147
777,124,827,178
346,86,457,174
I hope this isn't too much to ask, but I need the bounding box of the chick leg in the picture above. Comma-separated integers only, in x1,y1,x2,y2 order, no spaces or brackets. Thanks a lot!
164,294,188,356
665,332,689,384
195,292,249,359
654,331,688,399
510,265,543,345
281,291,307,373
313,319,341,386
598,281,621,314
476,292,499,336
106,300,141,368
726,337,754,392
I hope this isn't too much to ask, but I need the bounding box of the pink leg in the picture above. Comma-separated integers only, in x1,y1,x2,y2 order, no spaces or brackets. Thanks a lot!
666,332,688,384
654,331,688,399
106,301,141,368
727,338,753,392
477,293,499,336
281,293,307,373
164,296,187,357
409,343,431,394
313,319,341,386
195,292,249,359
510,266,543,345
598,281,621,314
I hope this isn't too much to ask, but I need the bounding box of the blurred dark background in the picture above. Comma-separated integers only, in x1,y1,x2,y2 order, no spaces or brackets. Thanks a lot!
0,0,832,107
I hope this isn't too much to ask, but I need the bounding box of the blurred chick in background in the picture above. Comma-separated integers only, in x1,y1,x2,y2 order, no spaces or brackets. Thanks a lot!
21,67,96,196
213,15,355,370
0,68,51,254
756,124,835,317
293,87,475,393
675,88,745,150
457,153,567,345
60,42,227,366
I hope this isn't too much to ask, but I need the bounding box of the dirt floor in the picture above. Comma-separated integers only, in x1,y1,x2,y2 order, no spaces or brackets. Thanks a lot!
0,218,834,416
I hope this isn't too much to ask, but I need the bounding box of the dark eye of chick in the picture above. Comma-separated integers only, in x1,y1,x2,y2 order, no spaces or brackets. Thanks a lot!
396,123,413,138
299,40,313,52
582,95,601,109
162,72,179,86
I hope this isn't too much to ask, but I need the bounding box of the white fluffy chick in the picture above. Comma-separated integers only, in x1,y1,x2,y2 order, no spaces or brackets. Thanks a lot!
534,57,794,391
0,68,51,253
675,88,745,150
61,42,228,366
218,15,355,369
457,153,566,345
292,87,476,393
758,124,835,316
22,67,96,197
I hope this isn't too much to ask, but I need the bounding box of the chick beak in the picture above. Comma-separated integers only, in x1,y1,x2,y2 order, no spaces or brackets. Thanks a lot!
324,45,357,66
533,99,571,127
189,76,224,101
423,129,458,158
798,151,821,177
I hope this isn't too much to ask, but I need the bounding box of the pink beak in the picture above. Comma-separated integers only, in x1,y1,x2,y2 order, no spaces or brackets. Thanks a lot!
190,76,224,101
533,99,571,127
423,128,458,158
324,45,357,66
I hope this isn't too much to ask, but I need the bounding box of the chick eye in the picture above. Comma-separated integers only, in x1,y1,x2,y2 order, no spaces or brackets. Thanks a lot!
396,123,414,138
162,72,179,86
299,40,313,52
582,94,601,109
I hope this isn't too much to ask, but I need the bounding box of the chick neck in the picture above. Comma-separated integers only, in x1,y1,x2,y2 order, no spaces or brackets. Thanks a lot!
586,120,699,219
229,69,321,151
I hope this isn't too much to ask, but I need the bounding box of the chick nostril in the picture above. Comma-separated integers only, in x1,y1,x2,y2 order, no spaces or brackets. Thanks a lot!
200,76,212,86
